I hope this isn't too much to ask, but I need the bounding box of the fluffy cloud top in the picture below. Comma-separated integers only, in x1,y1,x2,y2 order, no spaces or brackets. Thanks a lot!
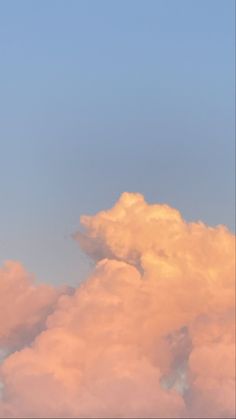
0,193,235,418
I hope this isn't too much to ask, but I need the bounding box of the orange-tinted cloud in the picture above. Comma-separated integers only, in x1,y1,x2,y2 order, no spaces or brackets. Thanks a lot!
0,193,235,418
0,261,69,354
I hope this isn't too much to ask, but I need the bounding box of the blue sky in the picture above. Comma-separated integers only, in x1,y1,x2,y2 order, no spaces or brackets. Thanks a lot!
0,0,235,285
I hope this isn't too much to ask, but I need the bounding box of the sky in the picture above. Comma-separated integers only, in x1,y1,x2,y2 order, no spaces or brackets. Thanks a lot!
0,0,235,285
0,2,235,418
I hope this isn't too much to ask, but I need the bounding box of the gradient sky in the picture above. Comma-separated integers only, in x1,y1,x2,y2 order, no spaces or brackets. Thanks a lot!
0,0,235,285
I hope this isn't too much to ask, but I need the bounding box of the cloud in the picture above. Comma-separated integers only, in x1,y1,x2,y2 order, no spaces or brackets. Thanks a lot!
0,261,71,354
0,193,235,418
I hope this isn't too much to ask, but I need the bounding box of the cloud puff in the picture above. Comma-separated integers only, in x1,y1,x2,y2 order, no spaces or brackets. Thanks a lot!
0,193,235,418
0,261,70,354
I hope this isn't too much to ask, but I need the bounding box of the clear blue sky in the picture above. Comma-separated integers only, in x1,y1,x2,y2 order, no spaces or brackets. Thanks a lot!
0,0,235,285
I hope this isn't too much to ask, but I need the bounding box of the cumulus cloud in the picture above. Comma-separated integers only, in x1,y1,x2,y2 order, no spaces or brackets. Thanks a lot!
0,193,235,418
0,261,70,354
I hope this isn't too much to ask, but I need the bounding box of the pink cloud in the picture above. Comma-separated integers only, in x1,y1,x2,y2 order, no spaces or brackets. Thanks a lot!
0,193,235,418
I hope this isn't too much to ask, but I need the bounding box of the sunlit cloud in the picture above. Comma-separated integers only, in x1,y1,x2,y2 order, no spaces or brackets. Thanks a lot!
0,193,235,418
